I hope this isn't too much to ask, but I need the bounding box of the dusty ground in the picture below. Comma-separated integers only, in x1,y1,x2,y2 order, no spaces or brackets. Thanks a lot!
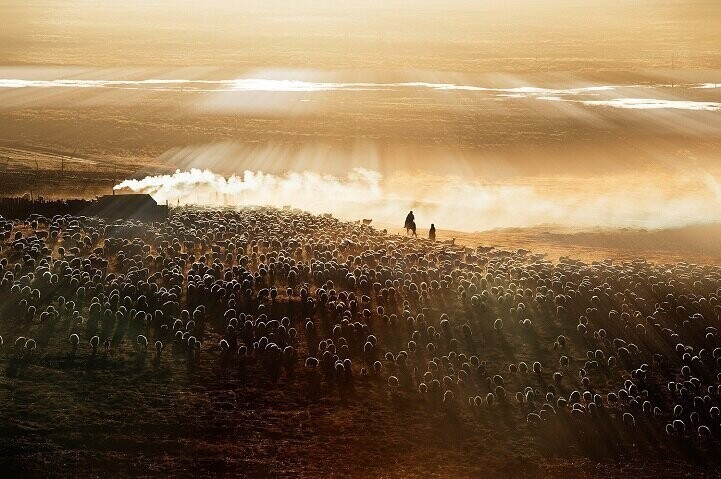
443,224,721,265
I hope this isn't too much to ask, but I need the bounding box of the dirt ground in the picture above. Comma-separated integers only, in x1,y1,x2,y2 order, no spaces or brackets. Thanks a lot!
443,224,721,266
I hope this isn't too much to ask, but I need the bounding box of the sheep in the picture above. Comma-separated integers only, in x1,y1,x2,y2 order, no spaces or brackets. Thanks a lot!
493,319,503,332
673,419,686,435
69,333,80,356
0,204,716,461
24,338,36,352
388,376,400,398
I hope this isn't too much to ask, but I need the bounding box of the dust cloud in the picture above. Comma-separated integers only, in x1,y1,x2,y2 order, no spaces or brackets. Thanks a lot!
115,166,721,232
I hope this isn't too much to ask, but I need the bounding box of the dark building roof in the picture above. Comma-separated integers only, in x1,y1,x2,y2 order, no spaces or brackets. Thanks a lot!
91,194,167,220
96,193,158,206
0,194,168,220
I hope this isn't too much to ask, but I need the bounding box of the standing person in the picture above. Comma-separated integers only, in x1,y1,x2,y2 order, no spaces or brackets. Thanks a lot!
429,224,436,242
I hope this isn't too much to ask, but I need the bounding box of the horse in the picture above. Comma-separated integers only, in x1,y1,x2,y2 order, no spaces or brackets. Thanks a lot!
406,221,417,237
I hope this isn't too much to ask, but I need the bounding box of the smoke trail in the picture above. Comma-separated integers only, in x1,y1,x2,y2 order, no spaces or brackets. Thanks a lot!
114,167,721,232
115,167,383,213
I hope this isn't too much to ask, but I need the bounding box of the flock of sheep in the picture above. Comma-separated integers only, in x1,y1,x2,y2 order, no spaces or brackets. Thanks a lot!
0,206,719,459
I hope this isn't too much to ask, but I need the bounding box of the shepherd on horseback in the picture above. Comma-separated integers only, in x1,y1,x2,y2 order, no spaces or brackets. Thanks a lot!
404,211,417,237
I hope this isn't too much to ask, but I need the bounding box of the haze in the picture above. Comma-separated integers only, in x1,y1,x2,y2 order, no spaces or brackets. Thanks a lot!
4,1,721,72
1,0,720,232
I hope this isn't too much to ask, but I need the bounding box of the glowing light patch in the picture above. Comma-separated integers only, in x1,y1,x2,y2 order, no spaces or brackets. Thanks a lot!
580,98,721,111
2,77,717,112
0,77,617,96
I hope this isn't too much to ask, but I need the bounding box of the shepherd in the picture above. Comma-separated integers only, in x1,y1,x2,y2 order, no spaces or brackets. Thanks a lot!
404,211,417,237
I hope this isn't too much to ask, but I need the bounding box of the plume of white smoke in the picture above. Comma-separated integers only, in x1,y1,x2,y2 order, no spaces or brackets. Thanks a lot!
115,167,721,232
114,167,384,214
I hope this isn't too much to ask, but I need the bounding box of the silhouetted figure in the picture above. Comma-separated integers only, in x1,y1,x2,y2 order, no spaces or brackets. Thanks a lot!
429,224,436,241
405,211,416,236
407,221,417,237
404,211,414,229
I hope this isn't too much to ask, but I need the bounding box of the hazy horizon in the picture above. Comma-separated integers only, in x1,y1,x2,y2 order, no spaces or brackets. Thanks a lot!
1,0,720,232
